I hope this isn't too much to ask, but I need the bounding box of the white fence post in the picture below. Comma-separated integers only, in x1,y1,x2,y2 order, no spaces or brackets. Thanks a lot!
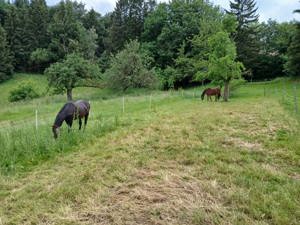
35,109,38,131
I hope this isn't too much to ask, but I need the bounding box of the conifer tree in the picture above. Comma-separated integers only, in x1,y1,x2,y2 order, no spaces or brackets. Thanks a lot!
27,0,49,50
108,0,156,52
227,0,260,79
0,24,13,82
4,3,31,71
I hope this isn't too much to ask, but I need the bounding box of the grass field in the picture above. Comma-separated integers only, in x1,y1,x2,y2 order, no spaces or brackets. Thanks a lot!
0,74,299,224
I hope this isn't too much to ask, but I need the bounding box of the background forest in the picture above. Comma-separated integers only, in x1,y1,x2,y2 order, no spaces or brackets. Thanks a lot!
0,0,299,96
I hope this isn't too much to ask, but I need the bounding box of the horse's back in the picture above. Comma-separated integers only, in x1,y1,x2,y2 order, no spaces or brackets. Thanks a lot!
74,100,90,117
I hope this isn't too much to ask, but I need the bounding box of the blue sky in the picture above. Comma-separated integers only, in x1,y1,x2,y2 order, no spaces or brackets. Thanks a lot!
47,0,300,22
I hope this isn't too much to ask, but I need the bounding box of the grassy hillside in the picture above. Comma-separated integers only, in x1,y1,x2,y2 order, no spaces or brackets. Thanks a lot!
0,75,299,224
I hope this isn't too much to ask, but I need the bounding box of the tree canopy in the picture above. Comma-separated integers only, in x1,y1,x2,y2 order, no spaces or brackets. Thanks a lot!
45,53,100,100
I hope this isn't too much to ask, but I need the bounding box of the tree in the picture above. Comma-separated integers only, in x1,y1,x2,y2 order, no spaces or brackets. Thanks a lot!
227,0,260,79
45,53,100,101
0,0,10,26
0,24,13,82
142,0,222,88
205,31,244,101
105,40,156,91
108,0,156,53
285,10,300,77
30,48,51,72
47,0,83,61
47,1,98,62
253,20,295,80
27,0,49,50
4,3,31,71
82,9,107,56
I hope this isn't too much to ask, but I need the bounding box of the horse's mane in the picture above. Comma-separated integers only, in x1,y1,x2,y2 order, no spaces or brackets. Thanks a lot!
53,102,76,127
57,102,73,114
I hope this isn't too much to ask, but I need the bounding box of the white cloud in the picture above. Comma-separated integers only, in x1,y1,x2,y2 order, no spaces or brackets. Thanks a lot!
211,0,300,22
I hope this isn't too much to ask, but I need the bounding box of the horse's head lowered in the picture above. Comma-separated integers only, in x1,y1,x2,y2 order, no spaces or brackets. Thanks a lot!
52,124,60,139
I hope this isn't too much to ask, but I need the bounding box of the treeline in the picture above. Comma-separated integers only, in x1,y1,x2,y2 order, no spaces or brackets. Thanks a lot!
0,0,299,90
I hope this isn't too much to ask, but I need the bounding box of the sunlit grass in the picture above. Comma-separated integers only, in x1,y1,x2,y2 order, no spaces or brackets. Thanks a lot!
0,75,299,224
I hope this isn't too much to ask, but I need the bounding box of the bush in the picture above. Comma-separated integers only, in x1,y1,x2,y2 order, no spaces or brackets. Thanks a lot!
9,82,40,102
104,40,157,91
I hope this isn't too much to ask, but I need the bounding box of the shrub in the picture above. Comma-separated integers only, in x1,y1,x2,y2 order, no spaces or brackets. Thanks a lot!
9,82,40,102
104,40,157,91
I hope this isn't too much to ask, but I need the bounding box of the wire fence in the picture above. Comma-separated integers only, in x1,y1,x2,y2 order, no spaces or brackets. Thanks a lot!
264,81,299,116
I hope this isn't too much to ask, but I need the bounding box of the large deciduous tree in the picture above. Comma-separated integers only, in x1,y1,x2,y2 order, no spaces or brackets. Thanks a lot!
206,31,244,101
142,0,222,88
227,0,259,79
45,53,100,101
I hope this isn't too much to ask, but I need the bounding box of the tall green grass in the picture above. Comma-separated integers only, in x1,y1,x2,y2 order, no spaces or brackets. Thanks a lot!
0,115,121,174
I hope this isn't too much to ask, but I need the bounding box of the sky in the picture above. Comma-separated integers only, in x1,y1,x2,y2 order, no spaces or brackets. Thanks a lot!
47,0,300,22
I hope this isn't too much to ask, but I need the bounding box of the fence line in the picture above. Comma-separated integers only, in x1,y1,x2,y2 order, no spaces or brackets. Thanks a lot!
265,82,299,116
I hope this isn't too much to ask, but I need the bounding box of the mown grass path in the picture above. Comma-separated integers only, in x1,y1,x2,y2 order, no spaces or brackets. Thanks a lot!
0,83,299,224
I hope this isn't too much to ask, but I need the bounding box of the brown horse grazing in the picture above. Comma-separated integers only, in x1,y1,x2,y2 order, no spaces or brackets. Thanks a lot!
52,100,90,139
201,88,221,101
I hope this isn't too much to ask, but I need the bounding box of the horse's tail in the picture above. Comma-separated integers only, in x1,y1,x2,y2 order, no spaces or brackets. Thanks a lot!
201,89,207,100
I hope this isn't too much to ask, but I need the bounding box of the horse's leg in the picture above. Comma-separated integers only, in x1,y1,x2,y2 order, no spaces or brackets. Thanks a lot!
79,117,82,130
84,113,89,130
67,119,73,133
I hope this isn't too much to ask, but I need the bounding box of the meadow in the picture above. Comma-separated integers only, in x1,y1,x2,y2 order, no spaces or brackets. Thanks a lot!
0,74,299,225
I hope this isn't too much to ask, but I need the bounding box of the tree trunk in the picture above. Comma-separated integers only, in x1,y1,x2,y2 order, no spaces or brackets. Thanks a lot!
67,88,73,101
223,80,230,102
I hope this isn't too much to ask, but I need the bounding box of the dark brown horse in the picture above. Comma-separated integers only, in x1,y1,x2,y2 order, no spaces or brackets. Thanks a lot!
52,100,90,139
201,88,221,101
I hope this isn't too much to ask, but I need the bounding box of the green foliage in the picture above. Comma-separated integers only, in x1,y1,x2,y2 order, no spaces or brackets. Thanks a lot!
108,0,156,53
45,53,100,100
27,0,49,50
47,0,84,60
285,12,300,77
76,26,98,60
143,0,222,68
142,0,223,88
0,24,13,82
207,32,243,81
9,81,39,102
253,20,296,80
155,66,180,90
30,48,51,72
4,3,32,71
105,40,156,91
228,0,260,79
82,9,107,57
